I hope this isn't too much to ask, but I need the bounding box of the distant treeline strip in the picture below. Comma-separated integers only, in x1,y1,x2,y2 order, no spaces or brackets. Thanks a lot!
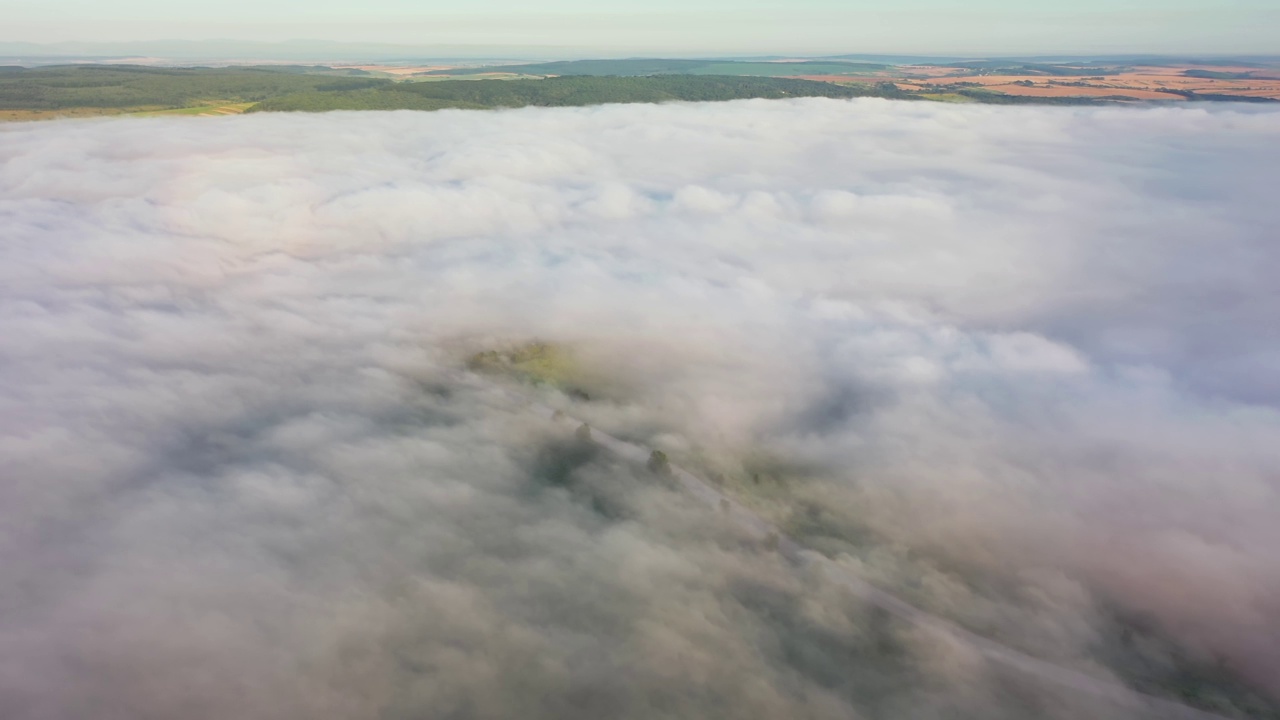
421,58,891,77
246,75,913,113
1,64,1273,118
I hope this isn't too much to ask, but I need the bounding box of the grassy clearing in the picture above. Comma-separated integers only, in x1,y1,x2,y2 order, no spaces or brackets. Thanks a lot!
130,102,256,117
918,93,981,103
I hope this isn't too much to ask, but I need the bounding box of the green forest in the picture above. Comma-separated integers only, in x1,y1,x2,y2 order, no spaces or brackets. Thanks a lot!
0,66,917,116
0,65,382,111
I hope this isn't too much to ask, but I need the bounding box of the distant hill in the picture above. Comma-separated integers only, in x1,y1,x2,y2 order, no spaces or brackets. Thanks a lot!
0,39,571,63
424,58,890,78
428,59,712,76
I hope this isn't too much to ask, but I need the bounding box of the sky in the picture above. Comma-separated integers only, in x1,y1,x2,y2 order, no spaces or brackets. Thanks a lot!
3,100,1279,718
4,0,1279,55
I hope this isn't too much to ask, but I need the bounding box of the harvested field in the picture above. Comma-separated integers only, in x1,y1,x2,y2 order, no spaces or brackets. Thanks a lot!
996,85,1183,100
132,102,257,117
914,71,1280,101
926,75,1103,86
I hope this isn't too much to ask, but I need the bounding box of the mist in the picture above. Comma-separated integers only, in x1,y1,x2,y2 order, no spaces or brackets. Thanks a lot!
2,99,1278,719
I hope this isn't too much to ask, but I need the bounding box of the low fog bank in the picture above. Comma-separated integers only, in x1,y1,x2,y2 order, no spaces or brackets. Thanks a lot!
2,99,1279,719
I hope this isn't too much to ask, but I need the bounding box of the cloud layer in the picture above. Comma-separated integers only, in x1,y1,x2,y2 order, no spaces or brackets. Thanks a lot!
3,100,1279,719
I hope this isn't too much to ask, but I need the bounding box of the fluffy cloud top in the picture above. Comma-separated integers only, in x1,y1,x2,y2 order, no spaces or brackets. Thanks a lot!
2,99,1278,719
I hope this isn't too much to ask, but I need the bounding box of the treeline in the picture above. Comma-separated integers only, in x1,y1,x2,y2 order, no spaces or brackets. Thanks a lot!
245,91,485,112
941,61,1123,76
248,75,912,113
1154,87,1279,103
0,65,390,110
1182,69,1255,80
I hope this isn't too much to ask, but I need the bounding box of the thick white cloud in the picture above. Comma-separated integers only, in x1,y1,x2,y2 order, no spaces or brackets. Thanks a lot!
2,99,1279,719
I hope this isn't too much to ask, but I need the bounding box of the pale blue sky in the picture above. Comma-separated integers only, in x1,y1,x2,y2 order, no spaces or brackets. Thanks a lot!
6,0,1278,54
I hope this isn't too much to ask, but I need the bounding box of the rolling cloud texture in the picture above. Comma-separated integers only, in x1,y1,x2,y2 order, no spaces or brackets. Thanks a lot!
2,99,1279,719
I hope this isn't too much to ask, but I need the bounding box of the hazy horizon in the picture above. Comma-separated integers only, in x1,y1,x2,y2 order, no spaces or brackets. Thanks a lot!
4,39,1278,67
5,0,1279,56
